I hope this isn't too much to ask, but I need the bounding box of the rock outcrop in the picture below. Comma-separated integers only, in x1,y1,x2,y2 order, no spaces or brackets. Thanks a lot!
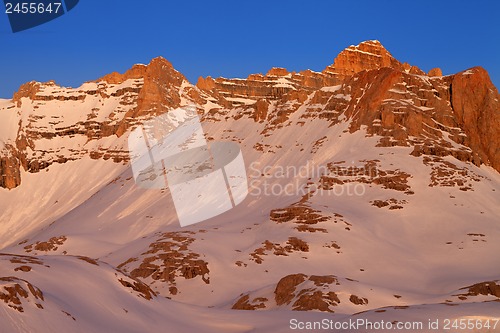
428,67,443,76
232,274,371,313
0,57,199,189
323,40,421,79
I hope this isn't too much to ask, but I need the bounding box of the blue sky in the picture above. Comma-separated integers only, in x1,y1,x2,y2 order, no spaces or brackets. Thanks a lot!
0,0,498,98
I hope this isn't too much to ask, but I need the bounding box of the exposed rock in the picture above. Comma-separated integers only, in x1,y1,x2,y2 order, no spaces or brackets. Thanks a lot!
0,153,21,189
14,266,31,272
1,57,190,189
460,281,500,298
0,277,44,312
24,236,67,253
323,40,423,79
250,237,310,264
118,232,210,296
270,205,329,233
424,156,482,190
117,278,156,300
371,198,408,210
450,67,500,170
309,275,338,286
3,254,45,266
12,81,41,106
231,274,352,313
253,99,270,122
196,76,216,91
76,256,99,266
2,41,499,191
349,294,369,305
287,237,309,252
266,67,289,76
319,160,413,193
232,295,268,310
98,63,147,85
428,68,443,76
292,290,337,312
274,274,343,312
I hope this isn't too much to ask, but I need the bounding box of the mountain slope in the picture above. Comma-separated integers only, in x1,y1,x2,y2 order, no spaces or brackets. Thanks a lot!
0,40,499,332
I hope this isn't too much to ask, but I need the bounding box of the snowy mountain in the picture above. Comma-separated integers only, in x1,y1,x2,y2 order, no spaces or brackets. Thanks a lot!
0,40,499,333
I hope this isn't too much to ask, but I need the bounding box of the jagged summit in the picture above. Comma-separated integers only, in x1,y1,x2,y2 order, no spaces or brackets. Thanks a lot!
194,40,427,90
1,41,499,192
323,40,425,78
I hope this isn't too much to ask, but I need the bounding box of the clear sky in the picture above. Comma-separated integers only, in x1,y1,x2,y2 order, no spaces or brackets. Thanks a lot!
0,0,498,98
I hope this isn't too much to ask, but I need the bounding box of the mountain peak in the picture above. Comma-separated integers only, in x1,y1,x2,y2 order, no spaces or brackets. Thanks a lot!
266,67,290,77
323,40,425,77
353,39,384,47
147,56,176,72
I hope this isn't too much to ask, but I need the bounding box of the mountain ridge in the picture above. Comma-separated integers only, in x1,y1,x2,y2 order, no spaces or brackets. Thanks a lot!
0,40,499,332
